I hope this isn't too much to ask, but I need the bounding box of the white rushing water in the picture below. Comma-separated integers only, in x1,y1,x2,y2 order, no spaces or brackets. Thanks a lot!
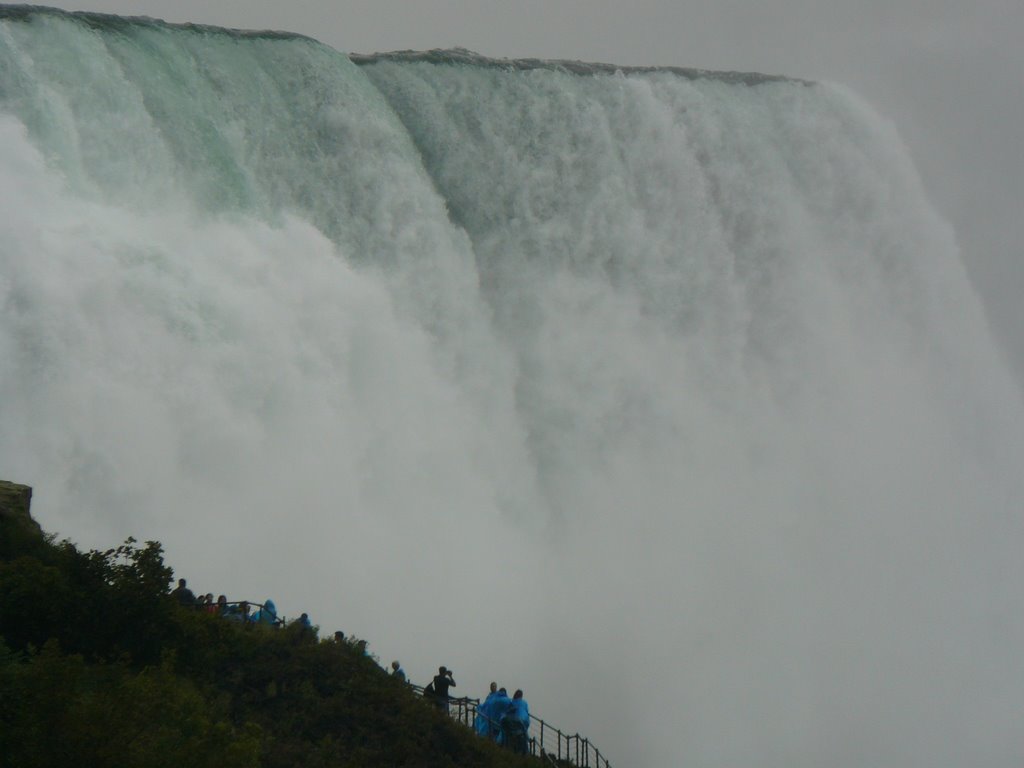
2,9,1023,767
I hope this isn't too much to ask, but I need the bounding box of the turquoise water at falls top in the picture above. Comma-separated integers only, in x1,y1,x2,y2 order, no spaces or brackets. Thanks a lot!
2,8,1023,767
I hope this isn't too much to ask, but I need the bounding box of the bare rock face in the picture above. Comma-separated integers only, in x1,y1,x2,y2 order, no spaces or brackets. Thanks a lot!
0,480,40,536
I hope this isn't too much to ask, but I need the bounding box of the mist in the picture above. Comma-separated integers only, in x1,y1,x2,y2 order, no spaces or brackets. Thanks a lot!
2,10,1024,767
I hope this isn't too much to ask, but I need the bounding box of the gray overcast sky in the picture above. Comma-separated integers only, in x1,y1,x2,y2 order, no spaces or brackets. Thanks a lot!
69,0,1024,382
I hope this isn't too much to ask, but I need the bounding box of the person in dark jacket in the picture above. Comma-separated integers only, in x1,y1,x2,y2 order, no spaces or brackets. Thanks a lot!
170,578,196,607
432,666,456,712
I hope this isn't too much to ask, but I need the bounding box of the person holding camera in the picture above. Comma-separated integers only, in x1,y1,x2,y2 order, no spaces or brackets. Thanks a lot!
431,666,456,712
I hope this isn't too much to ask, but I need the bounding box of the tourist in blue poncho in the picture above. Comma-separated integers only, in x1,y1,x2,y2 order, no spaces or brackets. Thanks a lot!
501,689,530,754
475,682,499,737
252,598,278,626
489,687,512,744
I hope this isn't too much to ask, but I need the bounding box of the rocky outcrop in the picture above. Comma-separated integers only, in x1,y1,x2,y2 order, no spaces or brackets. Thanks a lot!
0,480,40,536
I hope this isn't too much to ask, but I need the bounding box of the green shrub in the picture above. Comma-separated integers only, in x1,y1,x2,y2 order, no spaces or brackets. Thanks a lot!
0,514,536,768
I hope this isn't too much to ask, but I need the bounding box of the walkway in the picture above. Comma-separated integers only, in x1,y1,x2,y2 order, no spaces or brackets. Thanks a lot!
410,684,613,768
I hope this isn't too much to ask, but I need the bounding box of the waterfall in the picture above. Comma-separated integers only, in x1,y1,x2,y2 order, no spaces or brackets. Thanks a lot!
2,8,1022,766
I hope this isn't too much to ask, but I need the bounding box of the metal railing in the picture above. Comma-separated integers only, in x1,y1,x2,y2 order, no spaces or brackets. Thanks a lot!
409,685,612,768
186,598,286,627
194,602,610,765
530,715,611,768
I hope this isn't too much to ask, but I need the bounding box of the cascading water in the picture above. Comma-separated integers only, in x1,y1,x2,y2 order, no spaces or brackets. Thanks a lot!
2,8,1022,767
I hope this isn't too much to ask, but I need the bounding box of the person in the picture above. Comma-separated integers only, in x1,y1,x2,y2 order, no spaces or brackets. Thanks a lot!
431,666,456,712
475,682,499,737
333,630,345,643
391,660,406,682
202,593,217,615
170,578,196,607
490,687,512,743
289,611,315,642
502,689,530,754
223,599,249,623
251,599,278,626
216,595,228,616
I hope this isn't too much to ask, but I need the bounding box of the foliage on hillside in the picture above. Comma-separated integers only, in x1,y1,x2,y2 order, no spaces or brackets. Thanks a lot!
0,519,535,768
